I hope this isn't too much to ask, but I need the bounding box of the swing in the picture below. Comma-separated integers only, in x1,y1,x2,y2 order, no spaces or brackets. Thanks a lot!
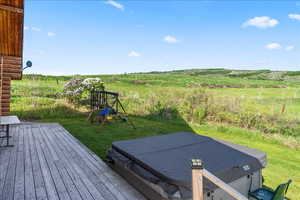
88,90,135,128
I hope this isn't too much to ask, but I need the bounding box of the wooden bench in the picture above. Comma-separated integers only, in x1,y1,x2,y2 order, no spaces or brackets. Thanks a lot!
0,115,20,147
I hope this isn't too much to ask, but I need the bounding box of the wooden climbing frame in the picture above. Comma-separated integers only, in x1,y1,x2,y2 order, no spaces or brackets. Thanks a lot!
89,90,135,128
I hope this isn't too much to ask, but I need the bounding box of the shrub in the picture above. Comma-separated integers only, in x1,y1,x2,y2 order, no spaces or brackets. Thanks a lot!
81,78,105,91
63,78,104,106
147,101,178,120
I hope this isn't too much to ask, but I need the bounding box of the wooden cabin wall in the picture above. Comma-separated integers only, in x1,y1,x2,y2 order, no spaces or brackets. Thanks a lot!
0,56,22,115
0,0,24,115
0,1,24,57
0,0,23,8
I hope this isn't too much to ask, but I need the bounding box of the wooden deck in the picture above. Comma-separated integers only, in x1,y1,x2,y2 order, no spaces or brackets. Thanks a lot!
0,123,146,200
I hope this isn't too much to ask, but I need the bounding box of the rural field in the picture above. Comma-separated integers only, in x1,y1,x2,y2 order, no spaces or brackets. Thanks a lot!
11,69,300,199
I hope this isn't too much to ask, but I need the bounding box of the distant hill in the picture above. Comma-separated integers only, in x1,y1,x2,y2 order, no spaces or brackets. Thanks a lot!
139,68,300,82
24,68,300,83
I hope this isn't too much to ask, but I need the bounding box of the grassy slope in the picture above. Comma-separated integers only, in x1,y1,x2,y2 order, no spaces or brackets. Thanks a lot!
37,117,299,199
11,73,300,199
193,124,300,199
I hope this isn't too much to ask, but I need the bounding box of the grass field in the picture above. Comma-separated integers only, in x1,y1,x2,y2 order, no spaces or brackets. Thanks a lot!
10,70,300,199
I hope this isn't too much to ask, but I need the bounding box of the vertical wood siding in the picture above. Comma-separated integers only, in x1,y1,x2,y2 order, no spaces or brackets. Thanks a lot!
0,0,24,115
0,0,24,57
0,0,23,8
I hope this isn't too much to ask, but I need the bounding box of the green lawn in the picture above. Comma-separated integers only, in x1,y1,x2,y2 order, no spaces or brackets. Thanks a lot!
36,116,299,199
10,73,300,199
193,124,300,200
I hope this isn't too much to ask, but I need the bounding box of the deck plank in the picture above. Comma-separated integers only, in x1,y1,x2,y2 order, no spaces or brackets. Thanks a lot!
53,160,83,200
28,127,48,200
14,126,25,200
2,126,19,200
0,127,14,198
54,125,146,200
43,127,106,200
24,126,37,200
39,127,86,200
37,128,71,200
0,123,146,200
32,127,60,200
47,127,119,200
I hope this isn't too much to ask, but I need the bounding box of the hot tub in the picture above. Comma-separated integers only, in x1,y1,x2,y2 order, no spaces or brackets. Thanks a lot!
107,132,267,200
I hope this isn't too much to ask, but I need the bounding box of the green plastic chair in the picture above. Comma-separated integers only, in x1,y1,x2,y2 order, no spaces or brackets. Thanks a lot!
249,180,292,200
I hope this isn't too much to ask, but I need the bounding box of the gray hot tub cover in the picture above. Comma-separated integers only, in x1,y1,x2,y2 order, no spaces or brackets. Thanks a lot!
110,132,266,195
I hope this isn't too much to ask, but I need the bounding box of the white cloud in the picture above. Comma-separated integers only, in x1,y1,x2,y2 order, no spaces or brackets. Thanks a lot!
24,26,29,30
164,35,179,44
285,45,295,51
105,0,124,10
31,27,41,32
265,43,282,50
47,32,56,37
242,16,279,28
288,14,300,21
128,51,140,57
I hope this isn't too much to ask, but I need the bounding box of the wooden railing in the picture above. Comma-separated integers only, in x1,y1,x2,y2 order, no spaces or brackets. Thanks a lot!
191,159,248,200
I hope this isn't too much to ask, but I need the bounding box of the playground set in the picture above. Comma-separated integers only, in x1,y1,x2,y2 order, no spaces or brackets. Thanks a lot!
88,90,135,128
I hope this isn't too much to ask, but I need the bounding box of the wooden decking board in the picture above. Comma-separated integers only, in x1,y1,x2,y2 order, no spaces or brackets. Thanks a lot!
53,125,146,200
0,127,13,197
37,128,71,200
39,127,95,200
14,126,25,200
54,128,119,200
28,128,48,200
54,162,84,200
47,127,119,200
32,127,60,200
45,127,106,200
54,125,145,200
0,123,145,200
35,125,94,200
52,126,130,200
2,126,19,200
24,126,37,200
37,129,75,200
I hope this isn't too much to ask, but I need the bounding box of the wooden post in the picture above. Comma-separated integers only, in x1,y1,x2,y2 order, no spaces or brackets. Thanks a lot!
191,159,204,200
281,104,286,114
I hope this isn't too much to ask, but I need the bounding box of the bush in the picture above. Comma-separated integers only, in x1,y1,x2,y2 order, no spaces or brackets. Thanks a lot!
63,78,104,106
147,101,178,120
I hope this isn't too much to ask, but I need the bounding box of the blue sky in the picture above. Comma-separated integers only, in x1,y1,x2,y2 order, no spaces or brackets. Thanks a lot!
23,1,300,75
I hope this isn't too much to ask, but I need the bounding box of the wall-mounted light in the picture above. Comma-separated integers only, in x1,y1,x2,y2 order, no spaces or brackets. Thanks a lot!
23,60,32,71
